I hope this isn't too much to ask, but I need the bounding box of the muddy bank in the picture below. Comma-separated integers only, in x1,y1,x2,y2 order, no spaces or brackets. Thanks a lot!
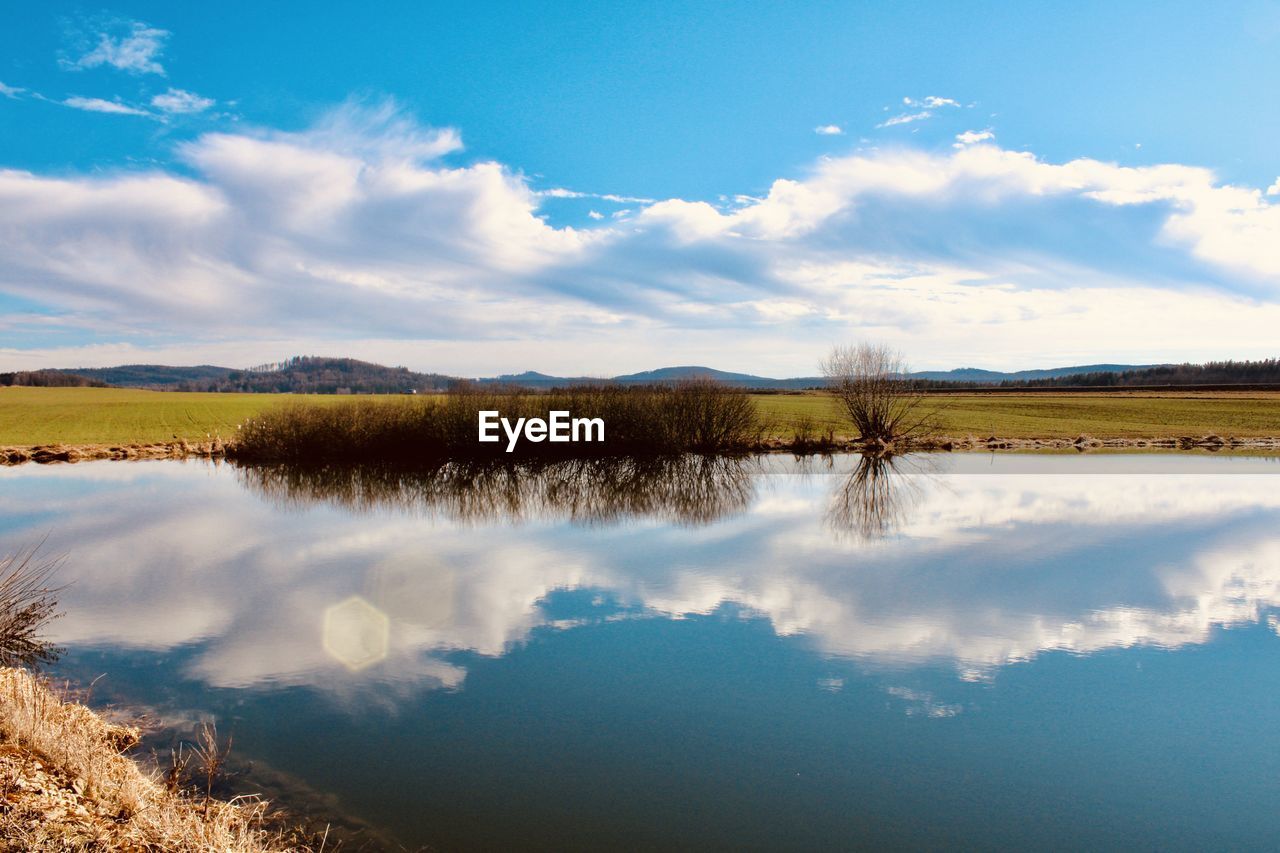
3,432,1280,466
1,439,227,465
765,433,1280,454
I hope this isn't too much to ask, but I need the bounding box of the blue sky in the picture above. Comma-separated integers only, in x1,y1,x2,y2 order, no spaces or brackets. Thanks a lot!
1,1,1279,375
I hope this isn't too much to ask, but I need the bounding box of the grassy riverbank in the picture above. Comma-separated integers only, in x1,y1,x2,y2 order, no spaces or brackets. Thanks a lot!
5,386,1280,447
0,667,307,850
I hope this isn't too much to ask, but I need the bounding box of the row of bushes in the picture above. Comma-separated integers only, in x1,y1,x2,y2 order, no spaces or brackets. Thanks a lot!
229,381,762,462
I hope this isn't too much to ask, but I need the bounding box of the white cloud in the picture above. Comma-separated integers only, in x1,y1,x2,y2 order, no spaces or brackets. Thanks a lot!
877,110,932,128
540,187,655,204
879,96,963,130
587,210,604,220
905,95,960,109
150,87,214,114
0,82,23,99
541,187,585,198
1268,178,1280,197
953,128,995,147
68,20,169,75
2,100,1280,374
814,124,844,135
599,192,654,204
61,96,150,116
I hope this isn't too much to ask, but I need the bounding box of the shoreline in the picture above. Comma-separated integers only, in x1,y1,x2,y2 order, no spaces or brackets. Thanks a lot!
4,432,1280,466
0,667,308,850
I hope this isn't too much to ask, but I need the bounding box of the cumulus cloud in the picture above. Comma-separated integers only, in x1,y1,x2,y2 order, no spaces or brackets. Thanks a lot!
1,99,1280,374
66,20,170,75
150,87,214,114
61,96,150,116
1268,178,1280,197
814,124,844,135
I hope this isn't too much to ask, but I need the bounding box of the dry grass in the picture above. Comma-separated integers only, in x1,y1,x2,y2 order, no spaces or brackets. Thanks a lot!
0,546,62,670
0,667,308,851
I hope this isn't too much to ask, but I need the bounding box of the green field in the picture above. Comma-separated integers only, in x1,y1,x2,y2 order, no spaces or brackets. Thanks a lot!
754,391,1280,439
0,386,374,445
4,386,1280,446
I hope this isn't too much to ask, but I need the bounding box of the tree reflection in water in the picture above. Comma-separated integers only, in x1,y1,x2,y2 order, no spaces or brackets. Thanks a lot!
826,453,937,541
235,455,759,526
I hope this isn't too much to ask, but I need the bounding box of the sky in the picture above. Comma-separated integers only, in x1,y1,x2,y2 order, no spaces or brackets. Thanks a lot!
1,1,1279,377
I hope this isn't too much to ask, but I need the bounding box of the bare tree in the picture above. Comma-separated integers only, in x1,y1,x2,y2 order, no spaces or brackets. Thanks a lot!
820,343,938,444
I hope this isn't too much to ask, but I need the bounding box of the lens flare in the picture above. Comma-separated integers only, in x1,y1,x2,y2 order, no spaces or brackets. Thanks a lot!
322,595,390,671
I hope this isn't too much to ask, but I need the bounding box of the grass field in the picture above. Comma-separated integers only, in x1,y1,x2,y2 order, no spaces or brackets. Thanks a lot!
754,391,1280,439
4,386,1280,446
0,386,374,445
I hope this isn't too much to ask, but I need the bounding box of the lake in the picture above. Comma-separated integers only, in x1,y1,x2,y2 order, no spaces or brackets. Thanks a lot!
3,453,1280,850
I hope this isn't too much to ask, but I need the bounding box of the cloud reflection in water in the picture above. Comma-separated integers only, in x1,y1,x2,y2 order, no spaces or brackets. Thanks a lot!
1,454,1278,697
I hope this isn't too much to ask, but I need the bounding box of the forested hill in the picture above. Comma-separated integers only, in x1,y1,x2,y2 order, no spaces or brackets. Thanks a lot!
1006,359,1280,388
0,369,108,388
172,357,454,393
44,357,453,393
55,364,235,387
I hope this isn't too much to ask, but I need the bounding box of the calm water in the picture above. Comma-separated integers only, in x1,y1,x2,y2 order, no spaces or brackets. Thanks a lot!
4,453,1280,850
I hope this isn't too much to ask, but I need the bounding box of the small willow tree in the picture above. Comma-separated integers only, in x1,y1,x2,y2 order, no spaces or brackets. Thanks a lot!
820,343,938,443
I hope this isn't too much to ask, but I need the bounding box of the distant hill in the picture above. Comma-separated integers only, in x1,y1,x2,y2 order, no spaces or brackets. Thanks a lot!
911,364,1155,383
1,369,109,388
55,364,235,387
483,364,1158,390
17,358,1277,394
612,366,786,385
1010,359,1280,388
481,365,817,390
178,356,454,394
482,371,597,389
48,357,452,394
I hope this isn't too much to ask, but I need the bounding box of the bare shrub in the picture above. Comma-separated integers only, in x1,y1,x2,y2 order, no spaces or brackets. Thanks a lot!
664,378,761,451
231,382,762,462
820,343,938,443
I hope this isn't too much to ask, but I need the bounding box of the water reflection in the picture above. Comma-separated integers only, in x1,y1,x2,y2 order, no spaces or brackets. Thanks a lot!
237,455,758,525
2,455,1280,693
825,453,935,540
7,455,1280,850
